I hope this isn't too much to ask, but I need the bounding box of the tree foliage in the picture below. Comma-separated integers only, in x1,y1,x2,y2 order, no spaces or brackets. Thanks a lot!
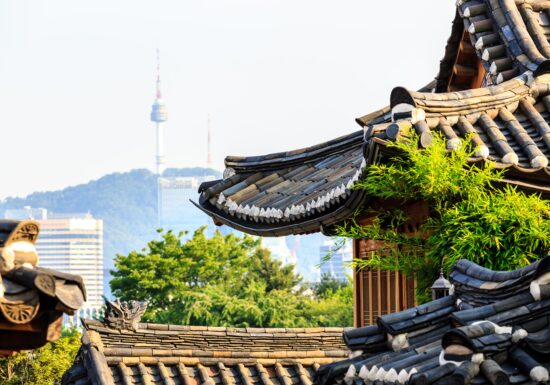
337,133,550,299
309,278,353,327
111,228,353,327
0,328,81,385
308,274,354,326
314,274,351,299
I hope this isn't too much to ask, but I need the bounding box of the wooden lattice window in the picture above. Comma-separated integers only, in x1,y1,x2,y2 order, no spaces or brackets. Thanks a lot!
353,239,416,327
352,201,429,327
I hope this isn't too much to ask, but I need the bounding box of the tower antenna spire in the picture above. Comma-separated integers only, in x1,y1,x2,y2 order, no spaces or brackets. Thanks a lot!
207,114,213,168
150,48,168,176
156,48,162,99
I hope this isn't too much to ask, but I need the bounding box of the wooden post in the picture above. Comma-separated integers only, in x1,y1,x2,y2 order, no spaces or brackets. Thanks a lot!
353,239,360,328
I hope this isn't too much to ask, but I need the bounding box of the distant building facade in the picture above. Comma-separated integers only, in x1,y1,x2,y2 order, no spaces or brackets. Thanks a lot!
261,237,297,267
319,239,352,281
4,208,104,322
158,176,217,237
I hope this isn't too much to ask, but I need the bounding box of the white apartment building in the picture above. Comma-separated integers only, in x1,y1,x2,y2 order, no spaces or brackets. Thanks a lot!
158,175,216,237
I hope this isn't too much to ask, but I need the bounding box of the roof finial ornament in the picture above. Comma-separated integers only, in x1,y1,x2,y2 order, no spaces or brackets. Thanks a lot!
103,298,148,331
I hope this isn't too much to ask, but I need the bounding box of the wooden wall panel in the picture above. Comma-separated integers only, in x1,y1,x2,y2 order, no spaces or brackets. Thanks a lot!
352,201,428,327
353,239,417,327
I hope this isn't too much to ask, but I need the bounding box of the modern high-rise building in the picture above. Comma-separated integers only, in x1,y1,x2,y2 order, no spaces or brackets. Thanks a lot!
4,208,104,321
319,239,352,282
261,237,297,267
158,175,217,237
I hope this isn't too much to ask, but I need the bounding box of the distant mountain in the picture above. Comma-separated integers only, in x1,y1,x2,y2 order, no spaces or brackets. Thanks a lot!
0,167,221,273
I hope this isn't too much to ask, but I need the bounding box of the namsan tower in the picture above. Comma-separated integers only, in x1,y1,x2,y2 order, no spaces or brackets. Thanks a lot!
150,49,168,175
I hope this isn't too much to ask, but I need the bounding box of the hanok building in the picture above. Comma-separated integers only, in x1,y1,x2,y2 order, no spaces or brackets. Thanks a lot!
195,0,550,326
0,220,86,354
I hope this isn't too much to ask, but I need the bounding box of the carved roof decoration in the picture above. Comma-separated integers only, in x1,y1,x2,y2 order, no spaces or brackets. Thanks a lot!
62,319,350,385
0,220,40,246
0,220,86,355
196,1,550,237
317,256,550,385
103,299,148,331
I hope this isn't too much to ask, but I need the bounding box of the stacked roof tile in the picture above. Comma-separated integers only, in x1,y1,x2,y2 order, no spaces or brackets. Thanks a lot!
315,256,550,385
196,0,550,237
62,320,350,385
387,77,550,167
458,0,550,83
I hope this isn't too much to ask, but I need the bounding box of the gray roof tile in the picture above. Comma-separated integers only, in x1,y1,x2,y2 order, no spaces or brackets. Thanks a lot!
62,324,349,385
320,255,550,385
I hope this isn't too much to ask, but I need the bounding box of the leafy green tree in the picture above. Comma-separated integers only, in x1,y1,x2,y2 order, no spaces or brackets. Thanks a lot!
111,228,353,327
156,281,313,327
247,247,301,292
309,277,354,327
314,274,350,299
337,133,550,299
0,328,81,385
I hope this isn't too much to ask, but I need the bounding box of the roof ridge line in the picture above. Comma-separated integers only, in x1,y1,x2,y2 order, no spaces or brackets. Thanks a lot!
224,130,364,172
391,74,530,108
388,73,550,117
84,319,349,334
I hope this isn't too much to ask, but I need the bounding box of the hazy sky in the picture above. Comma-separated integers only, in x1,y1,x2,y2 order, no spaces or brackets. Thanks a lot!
0,1,454,199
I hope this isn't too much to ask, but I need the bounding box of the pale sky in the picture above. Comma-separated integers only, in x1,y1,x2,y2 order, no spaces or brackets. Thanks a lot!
0,1,455,199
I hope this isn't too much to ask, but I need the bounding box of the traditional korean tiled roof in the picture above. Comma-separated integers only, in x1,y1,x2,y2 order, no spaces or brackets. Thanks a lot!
375,74,550,192
0,220,86,354
195,1,550,237
315,256,550,385
195,130,369,236
458,0,550,83
62,319,350,385
197,73,550,236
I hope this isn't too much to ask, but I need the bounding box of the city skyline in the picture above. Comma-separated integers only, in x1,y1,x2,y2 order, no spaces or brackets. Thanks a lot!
0,0,453,199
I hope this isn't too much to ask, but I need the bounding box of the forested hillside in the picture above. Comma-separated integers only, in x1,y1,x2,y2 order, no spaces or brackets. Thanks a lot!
0,167,221,276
